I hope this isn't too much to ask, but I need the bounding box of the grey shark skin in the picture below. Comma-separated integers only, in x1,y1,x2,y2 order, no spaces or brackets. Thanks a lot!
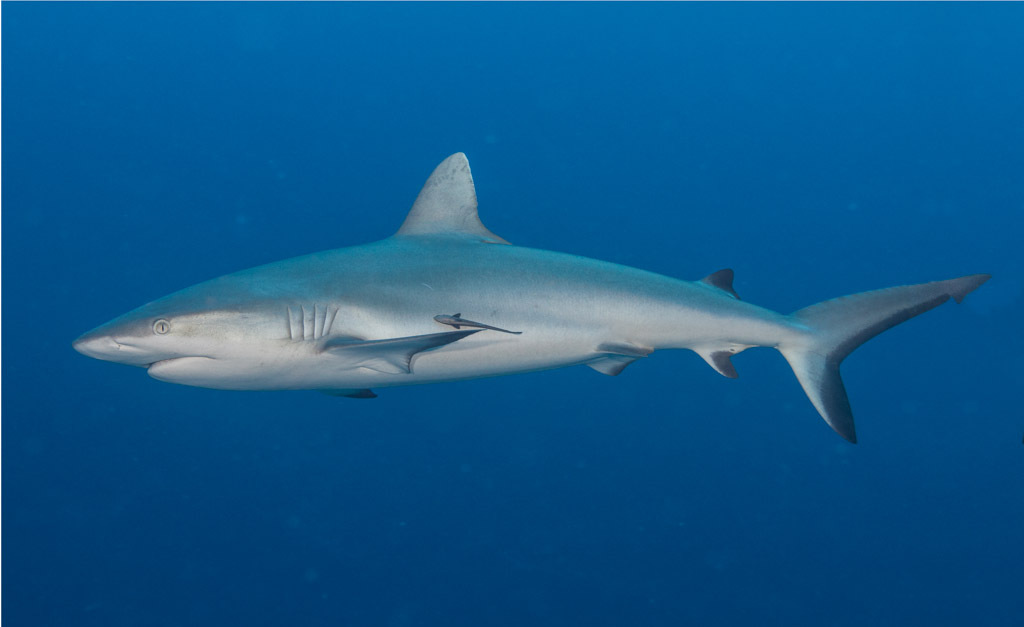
73,153,990,442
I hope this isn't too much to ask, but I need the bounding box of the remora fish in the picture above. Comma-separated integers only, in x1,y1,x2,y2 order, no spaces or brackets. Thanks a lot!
73,153,989,442
434,313,522,334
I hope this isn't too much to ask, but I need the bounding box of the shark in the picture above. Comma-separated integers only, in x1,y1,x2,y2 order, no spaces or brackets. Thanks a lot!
73,153,990,442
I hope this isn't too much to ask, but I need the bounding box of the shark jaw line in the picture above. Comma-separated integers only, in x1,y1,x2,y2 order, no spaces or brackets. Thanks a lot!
146,356,218,380
147,355,216,368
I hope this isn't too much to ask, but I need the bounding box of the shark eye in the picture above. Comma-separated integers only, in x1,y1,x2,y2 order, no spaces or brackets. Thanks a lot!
153,319,171,335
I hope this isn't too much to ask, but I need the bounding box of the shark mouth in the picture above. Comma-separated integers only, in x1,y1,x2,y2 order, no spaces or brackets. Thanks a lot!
147,356,217,378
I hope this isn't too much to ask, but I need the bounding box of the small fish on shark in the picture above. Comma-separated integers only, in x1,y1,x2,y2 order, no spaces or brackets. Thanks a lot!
73,152,991,443
434,313,522,334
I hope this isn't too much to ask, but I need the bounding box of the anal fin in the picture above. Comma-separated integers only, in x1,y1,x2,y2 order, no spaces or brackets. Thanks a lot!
696,348,739,379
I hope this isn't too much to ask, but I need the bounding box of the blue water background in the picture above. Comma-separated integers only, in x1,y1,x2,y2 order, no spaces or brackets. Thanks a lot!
4,3,1023,625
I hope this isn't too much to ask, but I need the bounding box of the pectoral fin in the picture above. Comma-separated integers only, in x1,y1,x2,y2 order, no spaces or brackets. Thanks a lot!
320,330,480,374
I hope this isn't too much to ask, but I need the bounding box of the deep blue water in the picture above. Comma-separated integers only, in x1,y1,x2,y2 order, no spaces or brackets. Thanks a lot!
3,3,1023,626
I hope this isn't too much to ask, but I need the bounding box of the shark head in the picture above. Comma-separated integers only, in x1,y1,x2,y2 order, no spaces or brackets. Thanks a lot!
72,274,295,388
73,153,507,394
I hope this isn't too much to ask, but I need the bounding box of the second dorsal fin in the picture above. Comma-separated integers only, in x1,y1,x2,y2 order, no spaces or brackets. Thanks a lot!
700,268,740,300
395,153,509,244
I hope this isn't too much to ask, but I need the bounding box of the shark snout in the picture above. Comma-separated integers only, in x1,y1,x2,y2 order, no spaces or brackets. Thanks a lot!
73,328,155,366
72,332,120,359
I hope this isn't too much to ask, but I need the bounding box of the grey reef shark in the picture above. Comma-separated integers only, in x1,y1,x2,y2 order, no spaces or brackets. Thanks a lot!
74,153,990,443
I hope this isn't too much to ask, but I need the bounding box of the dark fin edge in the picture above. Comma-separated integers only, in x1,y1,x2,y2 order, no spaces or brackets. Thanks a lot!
700,269,740,300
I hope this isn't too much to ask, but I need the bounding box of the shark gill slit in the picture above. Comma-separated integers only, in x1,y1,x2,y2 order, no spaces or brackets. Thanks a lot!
288,304,338,341
325,306,338,338
303,305,315,340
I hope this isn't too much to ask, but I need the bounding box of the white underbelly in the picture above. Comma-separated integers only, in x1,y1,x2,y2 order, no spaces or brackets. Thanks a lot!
318,330,596,390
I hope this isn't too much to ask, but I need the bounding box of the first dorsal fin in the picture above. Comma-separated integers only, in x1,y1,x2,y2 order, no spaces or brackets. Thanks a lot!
395,153,509,244
700,268,740,299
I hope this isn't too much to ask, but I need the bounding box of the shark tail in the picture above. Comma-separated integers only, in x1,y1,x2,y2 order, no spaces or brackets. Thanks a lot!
777,274,990,443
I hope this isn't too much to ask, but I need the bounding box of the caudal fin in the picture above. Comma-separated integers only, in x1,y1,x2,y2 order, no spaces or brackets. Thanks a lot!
778,274,990,443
